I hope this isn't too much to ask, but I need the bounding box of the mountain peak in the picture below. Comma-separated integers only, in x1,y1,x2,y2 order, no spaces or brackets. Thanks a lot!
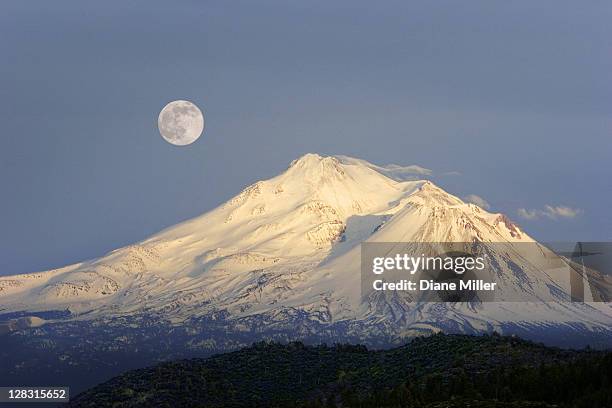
0,153,608,354
408,180,464,207
286,154,433,188
289,152,325,166
288,153,344,175
0,153,550,323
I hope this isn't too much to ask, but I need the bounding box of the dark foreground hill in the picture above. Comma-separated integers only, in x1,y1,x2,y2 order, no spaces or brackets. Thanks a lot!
69,333,611,408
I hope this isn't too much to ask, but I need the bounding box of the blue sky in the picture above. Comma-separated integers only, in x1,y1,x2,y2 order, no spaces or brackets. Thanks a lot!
1,0,611,276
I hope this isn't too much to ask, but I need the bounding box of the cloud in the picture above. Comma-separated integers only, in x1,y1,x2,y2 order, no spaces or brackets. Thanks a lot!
517,205,582,220
543,205,582,218
464,194,490,210
517,208,540,220
382,163,433,177
334,155,462,183
334,156,432,181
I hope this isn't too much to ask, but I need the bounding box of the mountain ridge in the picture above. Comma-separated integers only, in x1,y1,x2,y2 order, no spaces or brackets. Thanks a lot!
68,334,612,408
0,153,610,346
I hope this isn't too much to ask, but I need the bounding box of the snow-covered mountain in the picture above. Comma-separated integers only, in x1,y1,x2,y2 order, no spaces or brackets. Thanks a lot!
1,153,610,345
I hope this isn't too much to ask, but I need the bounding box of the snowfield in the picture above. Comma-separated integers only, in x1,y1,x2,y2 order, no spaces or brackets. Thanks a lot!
0,153,610,343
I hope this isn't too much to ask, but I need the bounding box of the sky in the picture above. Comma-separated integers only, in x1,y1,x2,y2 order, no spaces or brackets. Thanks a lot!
1,0,611,276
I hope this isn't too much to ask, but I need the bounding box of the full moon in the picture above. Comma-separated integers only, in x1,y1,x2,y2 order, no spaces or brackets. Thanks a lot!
158,100,204,146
